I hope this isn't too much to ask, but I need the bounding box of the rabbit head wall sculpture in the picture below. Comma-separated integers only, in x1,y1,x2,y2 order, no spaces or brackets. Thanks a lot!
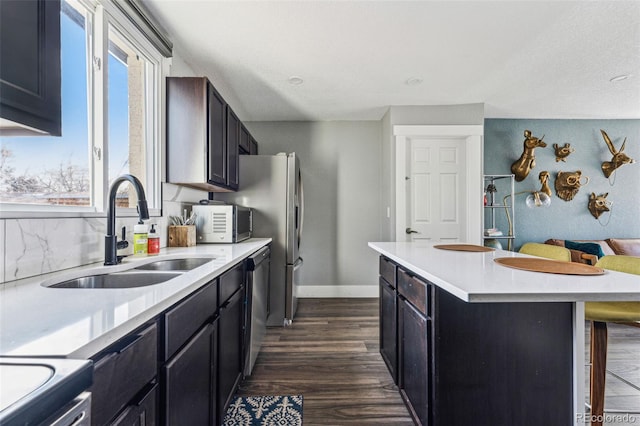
600,129,634,178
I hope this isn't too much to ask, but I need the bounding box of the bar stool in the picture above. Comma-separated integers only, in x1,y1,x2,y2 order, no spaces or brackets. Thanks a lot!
519,242,572,262
586,255,640,426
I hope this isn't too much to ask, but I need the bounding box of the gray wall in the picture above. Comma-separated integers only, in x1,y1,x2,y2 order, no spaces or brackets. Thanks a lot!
245,121,382,294
484,119,640,249
381,104,485,240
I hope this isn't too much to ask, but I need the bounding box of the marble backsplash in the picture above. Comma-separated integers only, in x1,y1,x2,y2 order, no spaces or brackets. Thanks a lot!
0,183,208,284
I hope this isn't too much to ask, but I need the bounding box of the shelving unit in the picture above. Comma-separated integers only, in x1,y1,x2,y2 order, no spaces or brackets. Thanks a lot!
483,174,515,250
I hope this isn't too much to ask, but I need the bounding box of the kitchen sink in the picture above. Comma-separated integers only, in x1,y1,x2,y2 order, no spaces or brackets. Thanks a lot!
48,271,181,289
134,257,215,272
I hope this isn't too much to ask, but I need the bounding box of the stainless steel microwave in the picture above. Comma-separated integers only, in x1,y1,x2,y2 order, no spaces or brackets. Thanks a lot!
192,204,252,243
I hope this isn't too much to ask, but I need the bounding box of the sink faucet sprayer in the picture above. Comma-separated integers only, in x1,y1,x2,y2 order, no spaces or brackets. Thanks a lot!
105,174,149,265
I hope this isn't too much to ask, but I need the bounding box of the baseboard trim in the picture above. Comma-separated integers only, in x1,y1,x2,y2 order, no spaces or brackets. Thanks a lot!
297,285,378,298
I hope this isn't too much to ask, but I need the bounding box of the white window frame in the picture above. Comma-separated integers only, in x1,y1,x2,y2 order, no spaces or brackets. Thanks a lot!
0,0,167,219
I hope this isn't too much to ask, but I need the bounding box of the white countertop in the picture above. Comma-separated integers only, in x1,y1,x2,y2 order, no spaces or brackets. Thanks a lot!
369,241,640,303
0,238,271,359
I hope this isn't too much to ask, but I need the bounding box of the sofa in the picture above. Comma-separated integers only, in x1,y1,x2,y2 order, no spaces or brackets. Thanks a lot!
544,238,640,265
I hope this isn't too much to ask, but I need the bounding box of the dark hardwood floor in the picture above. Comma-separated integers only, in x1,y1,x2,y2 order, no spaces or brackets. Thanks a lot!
237,298,414,425
237,298,640,425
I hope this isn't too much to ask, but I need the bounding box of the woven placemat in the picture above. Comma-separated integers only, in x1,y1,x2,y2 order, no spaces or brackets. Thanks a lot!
434,244,495,252
495,257,604,275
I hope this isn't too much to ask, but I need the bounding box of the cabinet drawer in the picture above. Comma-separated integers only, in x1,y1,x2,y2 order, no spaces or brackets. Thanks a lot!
398,268,430,316
379,256,396,288
164,280,217,360
91,321,158,426
219,262,244,304
111,382,158,426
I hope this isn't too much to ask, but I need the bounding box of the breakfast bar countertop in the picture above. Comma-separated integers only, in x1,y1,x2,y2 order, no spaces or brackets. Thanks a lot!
368,241,640,303
0,238,272,359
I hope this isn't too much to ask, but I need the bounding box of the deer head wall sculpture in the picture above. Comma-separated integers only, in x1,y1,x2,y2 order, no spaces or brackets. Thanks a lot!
600,129,634,178
511,130,547,182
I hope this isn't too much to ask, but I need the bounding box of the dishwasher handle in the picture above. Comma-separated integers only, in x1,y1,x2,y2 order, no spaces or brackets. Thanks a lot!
247,246,270,271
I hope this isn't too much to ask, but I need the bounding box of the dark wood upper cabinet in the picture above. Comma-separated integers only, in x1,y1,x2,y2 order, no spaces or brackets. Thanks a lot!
167,77,235,191
167,76,246,191
0,0,61,136
239,124,250,155
226,106,240,191
249,136,258,155
208,84,227,186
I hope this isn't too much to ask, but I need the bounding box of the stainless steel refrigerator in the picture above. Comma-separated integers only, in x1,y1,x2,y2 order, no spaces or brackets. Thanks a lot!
217,153,304,326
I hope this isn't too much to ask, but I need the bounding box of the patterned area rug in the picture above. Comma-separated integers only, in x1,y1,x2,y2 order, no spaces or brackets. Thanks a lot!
223,395,303,426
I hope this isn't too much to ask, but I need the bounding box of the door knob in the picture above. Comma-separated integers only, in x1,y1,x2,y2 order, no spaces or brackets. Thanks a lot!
405,228,419,234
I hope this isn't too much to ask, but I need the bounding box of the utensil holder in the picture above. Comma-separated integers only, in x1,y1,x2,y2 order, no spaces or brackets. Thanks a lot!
168,225,196,247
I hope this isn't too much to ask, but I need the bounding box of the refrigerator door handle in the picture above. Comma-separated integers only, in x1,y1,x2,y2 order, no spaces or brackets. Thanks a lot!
297,168,304,249
293,257,303,267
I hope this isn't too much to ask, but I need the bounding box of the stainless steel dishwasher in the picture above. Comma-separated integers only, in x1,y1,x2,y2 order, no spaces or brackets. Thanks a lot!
244,246,270,376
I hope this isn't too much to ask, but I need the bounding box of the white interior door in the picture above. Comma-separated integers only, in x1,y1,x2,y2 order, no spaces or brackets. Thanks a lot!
394,125,483,245
407,138,466,242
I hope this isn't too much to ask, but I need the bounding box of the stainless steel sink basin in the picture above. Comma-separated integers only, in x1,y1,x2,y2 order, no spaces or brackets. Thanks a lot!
134,257,214,272
48,271,181,289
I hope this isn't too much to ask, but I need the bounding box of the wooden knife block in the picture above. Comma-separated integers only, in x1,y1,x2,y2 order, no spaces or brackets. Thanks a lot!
168,225,196,247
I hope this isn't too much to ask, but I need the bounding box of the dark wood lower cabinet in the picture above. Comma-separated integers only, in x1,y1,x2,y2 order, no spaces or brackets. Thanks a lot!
217,287,244,424
163,322,215,426
111,382,158,426
379,277,397,383
88,259,247,426
399,297,430,426
90,322,158,426
378,255,574,426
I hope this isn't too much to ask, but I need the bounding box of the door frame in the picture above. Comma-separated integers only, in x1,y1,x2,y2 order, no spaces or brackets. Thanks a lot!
394,125,483,244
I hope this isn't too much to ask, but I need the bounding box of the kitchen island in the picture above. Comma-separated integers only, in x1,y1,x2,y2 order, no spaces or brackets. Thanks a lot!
369,241,640,426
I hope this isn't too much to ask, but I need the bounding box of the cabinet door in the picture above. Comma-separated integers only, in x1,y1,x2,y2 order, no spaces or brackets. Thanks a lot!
217,288,244,422
208,84,227,186
249,137,258,155
239,124,250,154
399,297,430,426
163,323,214,426
380,277,397,383
0,0,61,135
226,107,240,190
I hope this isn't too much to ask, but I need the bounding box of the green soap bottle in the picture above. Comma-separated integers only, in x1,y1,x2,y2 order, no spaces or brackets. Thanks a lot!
133,221,149,256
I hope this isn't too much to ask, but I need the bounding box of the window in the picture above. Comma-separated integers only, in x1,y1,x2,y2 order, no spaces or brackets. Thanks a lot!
0,0,165,214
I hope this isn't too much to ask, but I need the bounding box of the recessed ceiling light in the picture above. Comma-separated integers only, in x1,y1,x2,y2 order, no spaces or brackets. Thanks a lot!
405,77,423,86
288,76,304,85
609,74,629,83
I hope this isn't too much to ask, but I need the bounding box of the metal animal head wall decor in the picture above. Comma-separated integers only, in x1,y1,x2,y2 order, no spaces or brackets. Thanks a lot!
555,170,589,202
600,129,634,178
538,171,552,197
588,192,612,219
511,130,547,182
552,143,574,162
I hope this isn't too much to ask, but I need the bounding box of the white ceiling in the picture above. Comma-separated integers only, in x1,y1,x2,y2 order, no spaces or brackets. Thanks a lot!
143,0,640,122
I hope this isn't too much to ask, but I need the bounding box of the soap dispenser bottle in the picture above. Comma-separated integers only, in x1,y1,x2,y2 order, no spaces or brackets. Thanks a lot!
133,221,148,256
148,224,160,255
